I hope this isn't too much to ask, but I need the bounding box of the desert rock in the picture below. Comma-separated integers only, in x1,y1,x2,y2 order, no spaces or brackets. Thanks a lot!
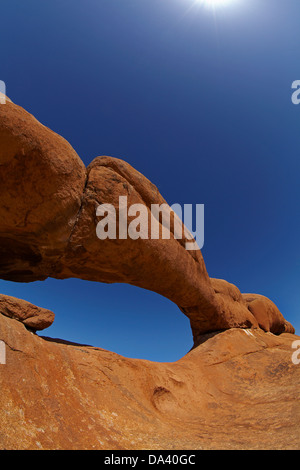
0,312,299,450
0,98,295,340
0,294,54,331
0,97,86,282
242,293,295,335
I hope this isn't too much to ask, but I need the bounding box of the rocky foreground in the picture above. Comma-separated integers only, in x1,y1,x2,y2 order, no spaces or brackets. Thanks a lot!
0,311,299,450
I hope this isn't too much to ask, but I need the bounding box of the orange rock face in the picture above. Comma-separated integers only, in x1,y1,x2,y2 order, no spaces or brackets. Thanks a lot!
0,294,54,331
0,313,299,450
0,97,86,282
0,98,294,340
242,294,295,335
0,97,298,451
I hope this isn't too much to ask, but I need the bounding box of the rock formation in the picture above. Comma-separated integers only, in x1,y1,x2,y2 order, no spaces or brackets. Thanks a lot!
0,96,295,341
0,294,54,331
0,311,299,450
0,96,86,282
242,293,295,335
0,96,298,451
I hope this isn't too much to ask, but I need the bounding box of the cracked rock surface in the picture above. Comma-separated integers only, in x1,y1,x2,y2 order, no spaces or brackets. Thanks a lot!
0,294,54,331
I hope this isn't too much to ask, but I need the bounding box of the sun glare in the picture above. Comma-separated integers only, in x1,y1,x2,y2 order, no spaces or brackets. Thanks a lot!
199,0,235,7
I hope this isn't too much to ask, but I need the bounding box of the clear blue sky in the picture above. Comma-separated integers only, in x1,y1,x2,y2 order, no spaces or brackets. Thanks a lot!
0,0,299,361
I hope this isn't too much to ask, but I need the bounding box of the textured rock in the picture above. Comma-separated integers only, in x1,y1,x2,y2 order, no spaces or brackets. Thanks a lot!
188,278,259,345
242,294,295,335
0,98,295,339
0,294,54,330
59,156,230,337
0,99,297,448
0,96,86,282
0,312,299,450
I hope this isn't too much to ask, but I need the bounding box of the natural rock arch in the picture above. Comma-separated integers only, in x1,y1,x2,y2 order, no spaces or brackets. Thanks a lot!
0,96,294,345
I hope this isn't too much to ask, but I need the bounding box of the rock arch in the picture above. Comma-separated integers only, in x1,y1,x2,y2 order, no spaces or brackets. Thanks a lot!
0,97,294,345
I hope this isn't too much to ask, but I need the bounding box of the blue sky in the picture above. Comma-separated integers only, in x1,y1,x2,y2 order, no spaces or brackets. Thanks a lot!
0,0,299,361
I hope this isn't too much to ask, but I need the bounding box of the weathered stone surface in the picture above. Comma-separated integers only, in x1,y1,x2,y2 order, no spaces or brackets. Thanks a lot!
0,312,299,450
189,278,259,344
0,98,295,339
0,294,54,330
59,156,226,335
242,294,295,335
0,96,86,282
0,98,298,450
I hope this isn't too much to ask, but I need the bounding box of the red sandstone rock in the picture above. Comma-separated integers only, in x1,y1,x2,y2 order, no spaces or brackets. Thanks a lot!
0,294,54,330
188,278,259,342
0,97,86,282
0,97,298,450
0,98,295,339
242,293,295,335
0,312,298,450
